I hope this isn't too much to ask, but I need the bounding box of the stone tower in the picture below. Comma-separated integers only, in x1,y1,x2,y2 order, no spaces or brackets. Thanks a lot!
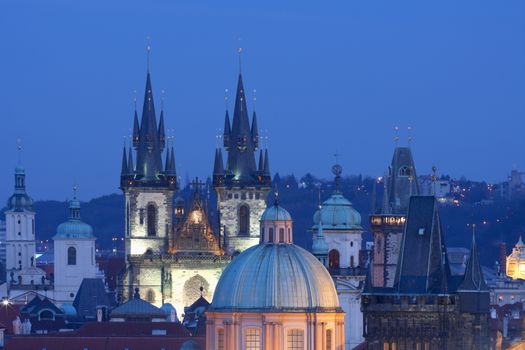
5,161,36,275
371,146,419,287
212,73,271,254
120,70,177,257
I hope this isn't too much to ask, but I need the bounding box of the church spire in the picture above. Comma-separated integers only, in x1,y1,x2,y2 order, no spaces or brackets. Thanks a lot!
458,225,488,292
263,148,270,176
121,143,129,175
258,149,264,172
165,147,171,173
213,148,225,175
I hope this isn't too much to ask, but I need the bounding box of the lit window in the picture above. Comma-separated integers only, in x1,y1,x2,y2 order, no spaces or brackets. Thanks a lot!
245,328,260,350
329,249,340,269
418,228,425,236
287,329,304,349
146,289,155,303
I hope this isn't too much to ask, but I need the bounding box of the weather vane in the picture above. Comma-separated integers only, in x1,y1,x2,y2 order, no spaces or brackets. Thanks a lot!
73,184,79,199
16,138,23,162
407,126,412,146
253,89,257,110
224,89,229,109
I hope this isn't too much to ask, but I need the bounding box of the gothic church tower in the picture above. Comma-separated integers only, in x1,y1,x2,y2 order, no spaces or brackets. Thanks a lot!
120,69,177,257
213,73,271,254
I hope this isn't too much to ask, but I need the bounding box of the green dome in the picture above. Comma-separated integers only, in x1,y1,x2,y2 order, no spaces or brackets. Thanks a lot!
313,194,362,230
54,198,93,239
260,205,292,222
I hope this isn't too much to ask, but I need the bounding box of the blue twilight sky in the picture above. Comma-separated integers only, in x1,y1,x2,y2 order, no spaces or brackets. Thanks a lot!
1,0,524,201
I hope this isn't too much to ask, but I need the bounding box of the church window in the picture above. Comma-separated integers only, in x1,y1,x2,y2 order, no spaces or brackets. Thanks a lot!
255,192,260,200
249,192,253,199
399,166,412,177
383,341,389,350
245,328,260,350
269,228,274,242
32,219,35,235
241,192,246,200
228,193,233,199
350,241,354,247
217,329,225,350
287,329,304,349
239,205,249,235
146,289,155,303
279,228,285,243
68,247,77,265
326,329,332,350
351,255,355,268
147,204,157,236
234,194,239,199
139,208,145,225
329,249,340,269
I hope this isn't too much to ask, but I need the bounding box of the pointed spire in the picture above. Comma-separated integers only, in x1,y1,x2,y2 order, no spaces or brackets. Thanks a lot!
223,110,231,149
213,148,225,175
121,143,129,175
169,144,176,175
158,108,166,151
251,111,259,149
263,148,270,175
258,149,264,172
69,185,81,220
458,225,488,291
132,109,140,148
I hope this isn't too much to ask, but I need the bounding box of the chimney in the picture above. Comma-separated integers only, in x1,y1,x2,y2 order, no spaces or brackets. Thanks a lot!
499,242,507,275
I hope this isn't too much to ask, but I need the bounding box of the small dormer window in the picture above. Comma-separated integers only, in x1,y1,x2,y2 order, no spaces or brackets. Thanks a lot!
418,228,425,236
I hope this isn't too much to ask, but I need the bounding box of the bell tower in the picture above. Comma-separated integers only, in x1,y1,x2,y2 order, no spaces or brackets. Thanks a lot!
120,63,177,257
212,72,271,254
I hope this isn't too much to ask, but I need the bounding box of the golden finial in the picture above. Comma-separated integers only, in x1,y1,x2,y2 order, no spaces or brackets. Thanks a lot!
146,36,151,72
237,46,243,73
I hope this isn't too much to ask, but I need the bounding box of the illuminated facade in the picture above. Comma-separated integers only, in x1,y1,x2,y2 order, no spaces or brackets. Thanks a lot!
118,67,231,316
212,73,272,255
207,198,345,350
506,236,525,280
312,164,365,349
371,146,419,288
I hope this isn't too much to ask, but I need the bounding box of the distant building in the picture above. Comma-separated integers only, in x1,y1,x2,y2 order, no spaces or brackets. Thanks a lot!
362,196,491,349
506,236,525,280
206,197,345,349
312,164,366,349
0,220,6,280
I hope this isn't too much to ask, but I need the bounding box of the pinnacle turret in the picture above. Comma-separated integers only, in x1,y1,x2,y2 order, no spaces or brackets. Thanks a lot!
121,145,129,175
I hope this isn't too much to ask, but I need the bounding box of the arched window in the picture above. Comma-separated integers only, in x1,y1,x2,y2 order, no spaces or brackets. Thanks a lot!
279,228,285,243
268,228,274,242
68,247,76,265
245,328,260,350
329,249,340,269
147,204,157,236
146,289,155,303
239,205,249,235
217,328,225,350
326,329,332,350
350,255,355,268
399,166,412,177
287,329,304,349
39,310,54,320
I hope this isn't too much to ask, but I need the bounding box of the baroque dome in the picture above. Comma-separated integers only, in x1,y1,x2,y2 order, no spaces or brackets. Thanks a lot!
313,193,362,230
55,198,94,239
211,243,340,312
260,204,292,221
